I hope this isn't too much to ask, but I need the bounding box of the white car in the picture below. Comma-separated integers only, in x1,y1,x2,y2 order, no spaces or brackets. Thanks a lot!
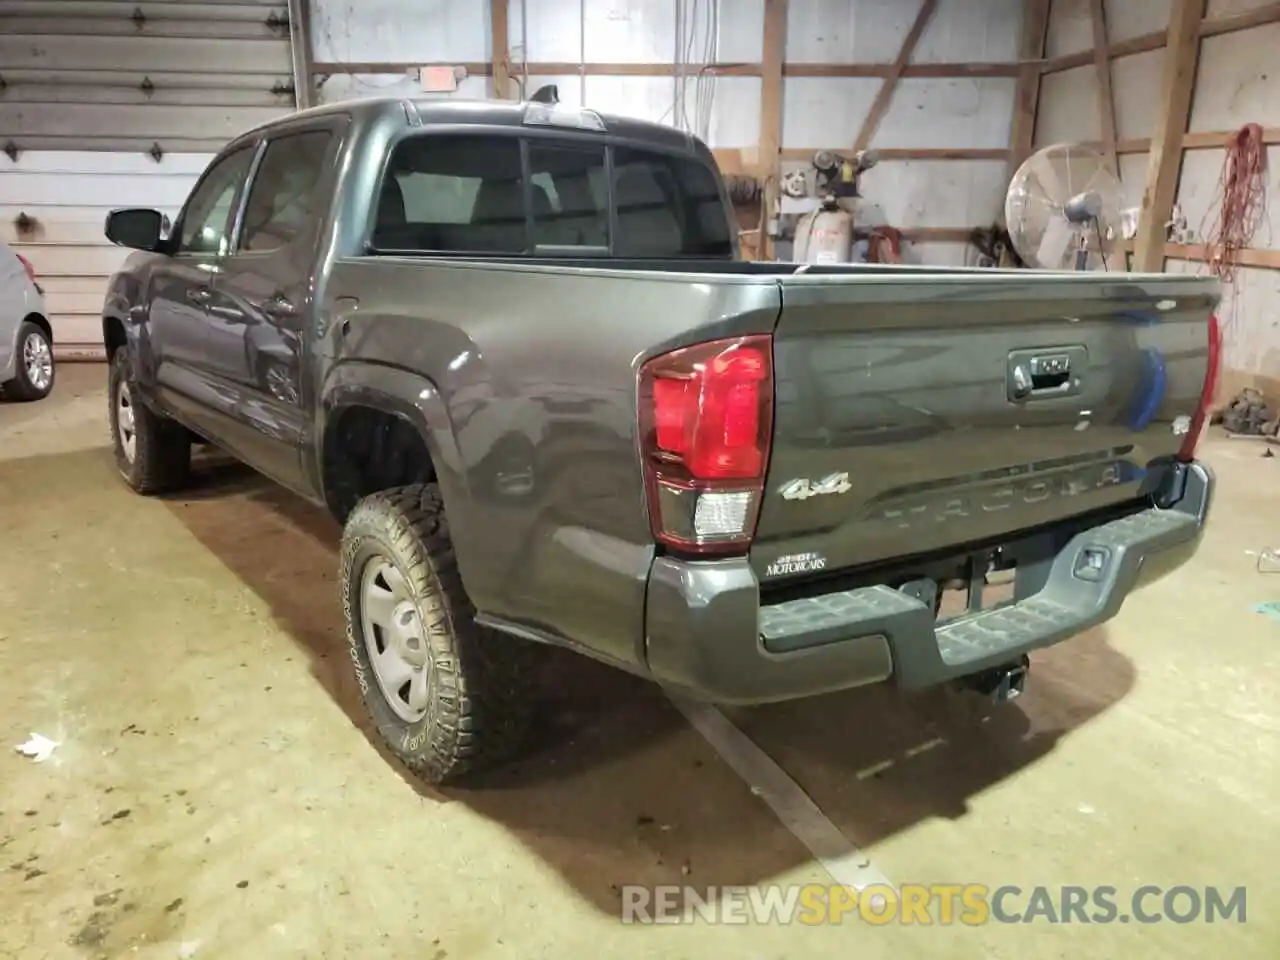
0,241,55,401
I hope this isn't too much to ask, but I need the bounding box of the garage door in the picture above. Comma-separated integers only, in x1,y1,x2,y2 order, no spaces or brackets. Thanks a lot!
0,0,297,355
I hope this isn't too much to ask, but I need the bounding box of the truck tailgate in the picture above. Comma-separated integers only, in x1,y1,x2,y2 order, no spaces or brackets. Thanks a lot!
752,272,1220,580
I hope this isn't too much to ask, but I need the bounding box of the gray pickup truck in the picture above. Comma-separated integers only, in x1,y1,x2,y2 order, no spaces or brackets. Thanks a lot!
102,96,1221,784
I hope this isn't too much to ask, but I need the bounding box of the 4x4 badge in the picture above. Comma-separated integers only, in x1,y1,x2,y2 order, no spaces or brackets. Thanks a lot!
778,472,852,501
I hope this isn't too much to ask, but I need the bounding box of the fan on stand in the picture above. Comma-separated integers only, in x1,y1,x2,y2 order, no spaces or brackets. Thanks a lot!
1005,143,1123,271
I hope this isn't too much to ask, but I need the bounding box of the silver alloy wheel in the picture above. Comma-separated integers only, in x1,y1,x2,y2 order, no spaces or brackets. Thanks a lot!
359,557,432,724
23,331,52,392
116,380,137,463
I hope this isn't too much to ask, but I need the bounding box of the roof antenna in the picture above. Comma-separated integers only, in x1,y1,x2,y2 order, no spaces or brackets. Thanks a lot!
529,84,559,104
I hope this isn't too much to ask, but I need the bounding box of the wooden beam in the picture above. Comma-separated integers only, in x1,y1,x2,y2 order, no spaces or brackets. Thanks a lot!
781,146,1008,161
490,0,512,98
527,61,756,77
1121,238,1280,269
313,60,489,76
1167,243,1280,270
1133,0,1206,272
722,146,1008,167
1200,0,1280,39
1041,32,1164,74
1040,0,1280,75
309,60,1021,79
1088,0,1119,174
1009,0,1051,175
787,61,1019,78
854,0,939,151
1108,126,1280,154
759,0,787,260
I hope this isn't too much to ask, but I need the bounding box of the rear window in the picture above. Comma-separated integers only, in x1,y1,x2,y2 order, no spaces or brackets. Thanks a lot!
369,132,731,257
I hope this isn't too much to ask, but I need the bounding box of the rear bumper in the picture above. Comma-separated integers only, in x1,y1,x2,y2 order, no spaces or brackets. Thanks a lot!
644,460,1214,704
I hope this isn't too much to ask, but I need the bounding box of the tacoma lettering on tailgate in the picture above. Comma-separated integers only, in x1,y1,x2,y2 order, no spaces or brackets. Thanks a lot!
870,460,1128,531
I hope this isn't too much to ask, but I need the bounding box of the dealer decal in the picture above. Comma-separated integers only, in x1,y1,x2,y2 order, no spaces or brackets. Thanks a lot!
764,551,828,578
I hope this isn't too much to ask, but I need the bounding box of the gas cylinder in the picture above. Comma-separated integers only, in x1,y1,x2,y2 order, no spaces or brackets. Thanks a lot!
793,205,854,264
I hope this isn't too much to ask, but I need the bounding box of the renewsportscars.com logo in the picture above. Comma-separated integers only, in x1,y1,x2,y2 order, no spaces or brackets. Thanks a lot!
620,884,1249,926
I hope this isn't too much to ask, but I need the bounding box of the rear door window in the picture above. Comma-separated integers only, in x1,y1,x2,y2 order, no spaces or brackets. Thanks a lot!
237,129,334,253
372,134,526,254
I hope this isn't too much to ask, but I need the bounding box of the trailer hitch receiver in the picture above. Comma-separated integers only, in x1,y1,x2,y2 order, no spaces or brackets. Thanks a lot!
960,655,1030,703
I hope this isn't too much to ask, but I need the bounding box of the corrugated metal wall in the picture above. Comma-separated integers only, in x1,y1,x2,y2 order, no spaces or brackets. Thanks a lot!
0,0,296,354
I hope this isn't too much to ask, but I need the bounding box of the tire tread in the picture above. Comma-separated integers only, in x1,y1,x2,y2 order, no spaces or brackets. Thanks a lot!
341,483,534,784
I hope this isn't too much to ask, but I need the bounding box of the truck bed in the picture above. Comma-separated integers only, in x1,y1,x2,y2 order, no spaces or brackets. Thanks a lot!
326,253,1219,639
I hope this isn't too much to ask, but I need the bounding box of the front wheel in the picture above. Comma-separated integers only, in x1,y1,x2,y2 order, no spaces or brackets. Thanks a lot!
340,483,534,784
2,321,55,401
108,350,191,494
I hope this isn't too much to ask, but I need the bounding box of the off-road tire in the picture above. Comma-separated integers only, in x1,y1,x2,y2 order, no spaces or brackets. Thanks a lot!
340,483,535,784
2,321,55,401
108,349,191,494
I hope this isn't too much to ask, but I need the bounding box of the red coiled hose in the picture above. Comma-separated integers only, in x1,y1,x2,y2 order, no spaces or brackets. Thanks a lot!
1201,122,1268,285
865,226,904,263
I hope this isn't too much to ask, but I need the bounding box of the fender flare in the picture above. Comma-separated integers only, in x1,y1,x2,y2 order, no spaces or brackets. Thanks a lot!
317,361,472,534
102,283,155,379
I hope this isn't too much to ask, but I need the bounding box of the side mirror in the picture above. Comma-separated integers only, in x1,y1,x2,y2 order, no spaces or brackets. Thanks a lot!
105,208,165,251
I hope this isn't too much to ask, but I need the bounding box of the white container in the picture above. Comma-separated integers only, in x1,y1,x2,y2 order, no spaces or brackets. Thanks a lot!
793,207,854,264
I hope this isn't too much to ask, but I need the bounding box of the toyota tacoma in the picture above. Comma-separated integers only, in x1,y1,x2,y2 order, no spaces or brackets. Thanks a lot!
100,96,1221,783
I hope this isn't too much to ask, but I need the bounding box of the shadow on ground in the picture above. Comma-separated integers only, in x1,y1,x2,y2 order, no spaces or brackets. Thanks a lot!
1,444,1137,915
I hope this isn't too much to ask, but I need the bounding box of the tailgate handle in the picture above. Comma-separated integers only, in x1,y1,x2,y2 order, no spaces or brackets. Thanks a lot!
1007,349,1081,402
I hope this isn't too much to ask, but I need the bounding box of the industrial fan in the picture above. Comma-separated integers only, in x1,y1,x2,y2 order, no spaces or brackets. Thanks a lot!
1005,143,1123,271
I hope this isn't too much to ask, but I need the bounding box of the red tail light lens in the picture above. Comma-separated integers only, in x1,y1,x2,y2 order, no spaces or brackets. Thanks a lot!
1178,312,1221,463
15,254,37,285
639,335,774,555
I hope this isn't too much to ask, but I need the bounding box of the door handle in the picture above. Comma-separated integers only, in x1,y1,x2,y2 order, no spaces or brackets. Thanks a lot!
186,288,211,305
263,293,299,318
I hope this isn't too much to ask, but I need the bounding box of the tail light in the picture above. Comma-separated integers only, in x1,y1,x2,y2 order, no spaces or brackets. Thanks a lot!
1177,312,1222,462
15,254,37,285
638,335,773,555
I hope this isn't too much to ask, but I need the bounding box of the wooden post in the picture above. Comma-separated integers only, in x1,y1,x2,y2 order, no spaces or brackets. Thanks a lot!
1089,0,1119,175
853,0,939,151
1008,0,1051,178
758,0,787,260
1133,0,1206,272
491,0,512,99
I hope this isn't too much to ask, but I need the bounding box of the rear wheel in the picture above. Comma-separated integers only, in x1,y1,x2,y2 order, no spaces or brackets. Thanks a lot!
340,483,534,784
2,321,55,401
108,350,192,494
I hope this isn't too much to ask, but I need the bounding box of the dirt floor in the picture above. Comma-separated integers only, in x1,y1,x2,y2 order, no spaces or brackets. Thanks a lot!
1,363,1277,959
